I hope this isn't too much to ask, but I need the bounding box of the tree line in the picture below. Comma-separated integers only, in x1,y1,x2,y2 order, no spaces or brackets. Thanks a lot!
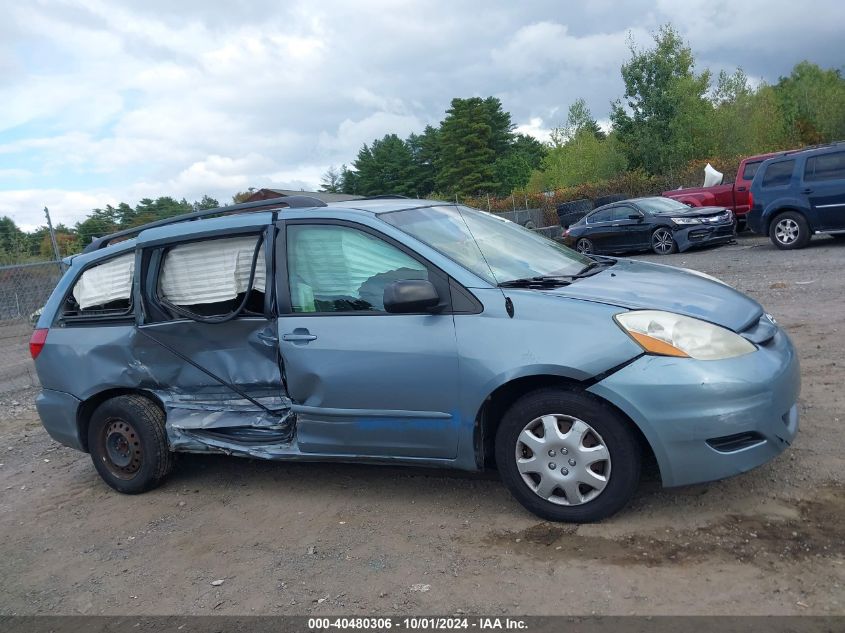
325,24,845,200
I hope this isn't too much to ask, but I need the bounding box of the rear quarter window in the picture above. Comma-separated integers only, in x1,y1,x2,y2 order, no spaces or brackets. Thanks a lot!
804,151,845,182
63,252,135,320
761,160,795,188
742,161,762,181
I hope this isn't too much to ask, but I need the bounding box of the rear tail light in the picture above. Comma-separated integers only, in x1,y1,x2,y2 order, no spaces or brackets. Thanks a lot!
748,191,753,209
30,328,48,359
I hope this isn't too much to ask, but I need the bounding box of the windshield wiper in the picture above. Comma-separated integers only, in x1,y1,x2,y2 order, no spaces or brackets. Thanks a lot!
498,260,616,288
573,259,616,278
498,276,573,288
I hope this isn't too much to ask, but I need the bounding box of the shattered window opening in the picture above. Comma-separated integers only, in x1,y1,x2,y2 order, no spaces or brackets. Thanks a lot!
157,234,266,323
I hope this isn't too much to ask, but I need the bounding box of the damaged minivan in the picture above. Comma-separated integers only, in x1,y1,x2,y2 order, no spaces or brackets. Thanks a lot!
32,196,800,522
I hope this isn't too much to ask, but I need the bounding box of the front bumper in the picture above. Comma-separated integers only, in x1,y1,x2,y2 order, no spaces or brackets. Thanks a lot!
674,222,735,252
588,327,800,487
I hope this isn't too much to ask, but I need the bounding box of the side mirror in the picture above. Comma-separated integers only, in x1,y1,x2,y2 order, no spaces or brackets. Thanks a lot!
383,279,440,314
628,214,643,221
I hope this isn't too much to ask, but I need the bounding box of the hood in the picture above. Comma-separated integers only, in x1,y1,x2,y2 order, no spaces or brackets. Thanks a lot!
653,205,728,218
546,259,762,332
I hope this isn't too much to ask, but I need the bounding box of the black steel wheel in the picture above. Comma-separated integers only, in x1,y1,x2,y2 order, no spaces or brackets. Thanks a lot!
88,395,174,494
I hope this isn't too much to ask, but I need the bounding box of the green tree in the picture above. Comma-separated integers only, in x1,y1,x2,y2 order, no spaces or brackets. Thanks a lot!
339,165,360,195
233,188,257,203
352,134,415,196
564,98,605,140
436,97,513,195
610,25,713,176
406,126,440,196
775,61,845,144
492,133,548,194
534,130,627,191
319,165,343,193
0,216,31,263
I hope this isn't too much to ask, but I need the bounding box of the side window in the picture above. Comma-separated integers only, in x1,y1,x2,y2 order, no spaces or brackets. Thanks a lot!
588,208,613,224
762,160,795,188
156,234,266,319
287,224,428,313
742,161,762,181
612,206,636,221
64,251,134,320
804,152,845,182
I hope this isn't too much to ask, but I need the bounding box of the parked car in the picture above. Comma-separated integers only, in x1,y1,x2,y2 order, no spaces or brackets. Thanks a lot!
562,197,735,255
746,143,845,249
663,151,791,229
31,196,799,522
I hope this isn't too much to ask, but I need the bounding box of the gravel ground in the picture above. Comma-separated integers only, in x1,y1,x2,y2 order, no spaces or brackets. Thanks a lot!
0,232,843,616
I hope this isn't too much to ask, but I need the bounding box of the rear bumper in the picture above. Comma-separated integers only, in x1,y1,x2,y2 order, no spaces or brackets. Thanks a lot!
588,328,800,487
35,389,84,451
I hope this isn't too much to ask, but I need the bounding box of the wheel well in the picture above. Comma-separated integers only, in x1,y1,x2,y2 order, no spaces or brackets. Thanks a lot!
76,388,164,452
474,375,657,473
765,208,811,234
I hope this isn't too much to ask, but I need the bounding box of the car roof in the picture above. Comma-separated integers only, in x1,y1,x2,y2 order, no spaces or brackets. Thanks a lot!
73,197,452,265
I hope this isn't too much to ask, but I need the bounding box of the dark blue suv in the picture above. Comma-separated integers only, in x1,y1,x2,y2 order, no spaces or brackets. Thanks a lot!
747,143,845,249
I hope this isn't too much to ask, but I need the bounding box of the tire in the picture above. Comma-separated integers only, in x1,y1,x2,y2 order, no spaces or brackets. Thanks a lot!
593,194,627,208
769,211,810,250
495,388,641,523
651,227,677,255
88,394,174,494
575,237,594,254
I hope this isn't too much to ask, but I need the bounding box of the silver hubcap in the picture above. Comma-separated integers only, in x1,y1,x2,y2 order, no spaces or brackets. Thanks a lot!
653,229,673,254
576,239,592,254
775,218,799,245
515,414,611,506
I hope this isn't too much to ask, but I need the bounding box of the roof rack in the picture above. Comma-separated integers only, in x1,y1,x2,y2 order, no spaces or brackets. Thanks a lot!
358,194,410,200
82,195,327,253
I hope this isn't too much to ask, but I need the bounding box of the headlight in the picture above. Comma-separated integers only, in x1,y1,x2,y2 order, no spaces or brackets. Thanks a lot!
671,217,702,224
615,310,756,360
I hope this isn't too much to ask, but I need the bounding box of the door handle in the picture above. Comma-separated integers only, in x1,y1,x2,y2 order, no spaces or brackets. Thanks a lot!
736,186,746,192
282,331,317,343
802,188,813,194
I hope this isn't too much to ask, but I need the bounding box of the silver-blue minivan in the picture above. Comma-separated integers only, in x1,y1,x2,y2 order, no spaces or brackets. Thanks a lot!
31,196,800,522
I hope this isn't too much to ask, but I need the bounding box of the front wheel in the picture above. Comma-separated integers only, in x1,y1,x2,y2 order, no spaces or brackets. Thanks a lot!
88,395,174,494
651,228,677,255
495,388,641,522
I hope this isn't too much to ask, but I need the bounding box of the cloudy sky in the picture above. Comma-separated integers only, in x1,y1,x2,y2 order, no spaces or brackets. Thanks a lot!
1,0,843,229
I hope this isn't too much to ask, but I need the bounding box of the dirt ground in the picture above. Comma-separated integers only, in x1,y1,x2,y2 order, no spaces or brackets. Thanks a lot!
1,233,843,616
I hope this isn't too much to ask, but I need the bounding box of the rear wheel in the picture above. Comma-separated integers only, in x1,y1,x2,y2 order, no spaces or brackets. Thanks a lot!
495,388,641,522
769,211,810,249
651,228,677,255
88,395,173,494
576,237,594,254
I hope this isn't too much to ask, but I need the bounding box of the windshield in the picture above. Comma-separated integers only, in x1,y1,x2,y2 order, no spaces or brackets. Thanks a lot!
636,197,690,214
380,205,591,284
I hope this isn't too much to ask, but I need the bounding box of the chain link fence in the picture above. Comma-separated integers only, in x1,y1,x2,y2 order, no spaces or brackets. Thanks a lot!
0,261,64,393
